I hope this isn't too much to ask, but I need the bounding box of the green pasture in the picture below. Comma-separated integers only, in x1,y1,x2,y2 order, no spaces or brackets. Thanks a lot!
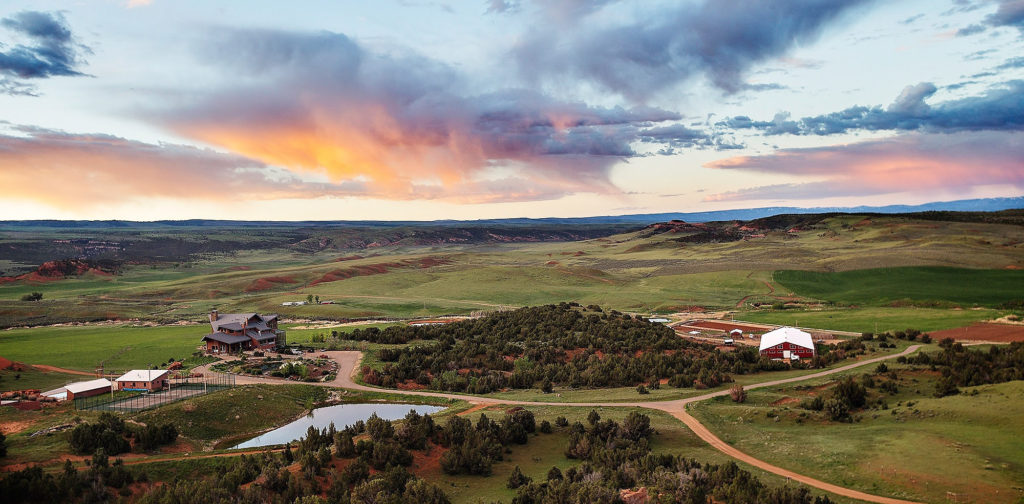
0,324,204,372
0,365,84,393
774,267,1024,307
740,307,1003,333
690,375,1024,504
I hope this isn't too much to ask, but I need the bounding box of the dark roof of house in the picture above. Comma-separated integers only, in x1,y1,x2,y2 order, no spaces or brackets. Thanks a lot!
248,330,278,342
202,332,251,345
210,312,279,332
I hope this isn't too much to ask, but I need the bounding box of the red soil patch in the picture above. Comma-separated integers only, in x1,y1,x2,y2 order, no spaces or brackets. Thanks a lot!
335,255,364,262
410,443,447,475
457,403,491,417
244,276,298,292
0,419,34,435
573,251,586,256
33,364,95,376
1006,265,1022,270
12,401,41,411
228,265,252,271
772,397,800,406
545,261,559,266
0,259,117,285
681,320,773,333
310,257,450,286
929,323,1024,342
0,356,28,371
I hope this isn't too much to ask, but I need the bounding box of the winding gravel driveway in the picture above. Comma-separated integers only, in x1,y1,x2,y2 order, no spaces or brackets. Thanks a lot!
198,345,923,504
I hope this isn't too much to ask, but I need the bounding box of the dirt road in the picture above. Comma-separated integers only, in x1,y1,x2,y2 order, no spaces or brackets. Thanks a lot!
198,345,924,503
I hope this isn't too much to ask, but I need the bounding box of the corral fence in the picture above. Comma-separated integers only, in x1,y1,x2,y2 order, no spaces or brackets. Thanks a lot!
75,372,236,413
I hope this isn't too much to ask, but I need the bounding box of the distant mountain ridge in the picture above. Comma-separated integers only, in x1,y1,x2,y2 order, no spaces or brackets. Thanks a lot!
1,196,1021,228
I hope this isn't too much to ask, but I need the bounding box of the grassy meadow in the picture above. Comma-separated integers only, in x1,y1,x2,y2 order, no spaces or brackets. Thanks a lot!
690,373,1024,504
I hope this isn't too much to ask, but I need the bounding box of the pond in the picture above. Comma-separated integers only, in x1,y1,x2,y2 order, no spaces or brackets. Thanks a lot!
231,402,446,449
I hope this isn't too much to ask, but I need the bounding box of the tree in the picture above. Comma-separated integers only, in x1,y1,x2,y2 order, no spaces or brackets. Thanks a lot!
540,378,553,394
587,410,601,426
729,384,746,403
20,292,42,302
825,398,849,421
934,376,960,397
507,465,531,489
306,294,314,304
315,295,320,305
546,466,563,481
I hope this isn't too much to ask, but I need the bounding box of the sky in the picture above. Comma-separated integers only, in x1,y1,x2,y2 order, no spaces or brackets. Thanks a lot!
0,0,1022,221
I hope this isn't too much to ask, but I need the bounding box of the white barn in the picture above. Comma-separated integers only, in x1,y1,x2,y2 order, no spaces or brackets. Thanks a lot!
759,327,815,360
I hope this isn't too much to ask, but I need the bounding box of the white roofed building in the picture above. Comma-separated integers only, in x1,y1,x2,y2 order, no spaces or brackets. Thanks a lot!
759,327,815,361
115,369,169,392
65,378,113,400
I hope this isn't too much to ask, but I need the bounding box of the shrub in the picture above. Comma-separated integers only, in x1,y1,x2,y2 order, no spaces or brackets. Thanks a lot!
636,384,649,394
507,465,531,489
554,416,568,427
825,398,850,421
539,420,552,434
800,396,824,411
729,384,746,403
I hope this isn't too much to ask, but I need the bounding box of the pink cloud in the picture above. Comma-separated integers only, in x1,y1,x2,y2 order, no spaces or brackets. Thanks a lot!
704,131,1024,201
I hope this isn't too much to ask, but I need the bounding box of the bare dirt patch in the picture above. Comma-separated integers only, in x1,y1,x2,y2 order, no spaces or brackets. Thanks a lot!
244,276,298,292
311,257,451,286
929,323,1024,342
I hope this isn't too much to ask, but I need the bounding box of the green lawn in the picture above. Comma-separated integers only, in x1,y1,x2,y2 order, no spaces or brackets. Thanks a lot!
739,307,1004,333
0,324,204,372
0,365,85,392
690,376,1024,504
774,267,1024,307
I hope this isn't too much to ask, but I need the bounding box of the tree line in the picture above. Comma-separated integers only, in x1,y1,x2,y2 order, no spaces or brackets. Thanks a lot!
355,303,860,394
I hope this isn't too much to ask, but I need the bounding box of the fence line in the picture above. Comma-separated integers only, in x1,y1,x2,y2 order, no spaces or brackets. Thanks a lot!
76,372,235,413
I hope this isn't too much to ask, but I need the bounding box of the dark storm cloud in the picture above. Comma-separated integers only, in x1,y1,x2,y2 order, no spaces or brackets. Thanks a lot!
512,0,871,100
722,80,1024,135
0,11,87,79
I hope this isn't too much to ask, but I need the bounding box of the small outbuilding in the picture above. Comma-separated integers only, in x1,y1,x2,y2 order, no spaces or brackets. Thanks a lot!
758,327,815,361
729,328,743,338
115,370,169,392
65,378,113,400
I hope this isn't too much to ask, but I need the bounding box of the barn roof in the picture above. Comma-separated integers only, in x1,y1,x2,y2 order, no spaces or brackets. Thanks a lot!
759,327,814,351
202,332,251,345
116,370,169,382
65,378,112,394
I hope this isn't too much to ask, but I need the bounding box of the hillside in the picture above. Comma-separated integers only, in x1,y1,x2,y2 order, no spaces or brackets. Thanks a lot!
0,211,1021,327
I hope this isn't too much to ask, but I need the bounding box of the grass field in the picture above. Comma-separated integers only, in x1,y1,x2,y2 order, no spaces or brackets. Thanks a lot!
0,366,85,393
739,307,1003,333
0,324,203,372
690,374,1024,503
2,214,1022,327
774,267,1024,307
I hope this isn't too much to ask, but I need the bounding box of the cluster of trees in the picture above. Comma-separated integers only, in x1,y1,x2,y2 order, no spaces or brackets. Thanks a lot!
359,304,823,393
800,377,868,421
437,407,537,476
138,411,451,504
69,413,177,455
900,340,1024,396
19,292,43,302
1,450,139,503
510,410,834,504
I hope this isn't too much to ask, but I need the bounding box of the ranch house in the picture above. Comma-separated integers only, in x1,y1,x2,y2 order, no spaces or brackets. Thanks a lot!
201,310,286,353
115,369,169,392
758,327,816,361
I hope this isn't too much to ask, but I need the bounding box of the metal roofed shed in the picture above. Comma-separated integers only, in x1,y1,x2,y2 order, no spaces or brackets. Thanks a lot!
64,378,112,400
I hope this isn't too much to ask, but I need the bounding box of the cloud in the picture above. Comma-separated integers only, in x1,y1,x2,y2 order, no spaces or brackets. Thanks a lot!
955,0,1024,36
723,80,1024,135
0,125,613,209
986,0,1024,32
0,11,89,95
484,0,519,14
511,0,870,100
704,131,1024,201
144,27,689,203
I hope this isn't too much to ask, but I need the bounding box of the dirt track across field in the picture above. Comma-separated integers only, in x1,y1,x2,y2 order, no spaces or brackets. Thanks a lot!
191,345,924,504
929,323,1024,343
